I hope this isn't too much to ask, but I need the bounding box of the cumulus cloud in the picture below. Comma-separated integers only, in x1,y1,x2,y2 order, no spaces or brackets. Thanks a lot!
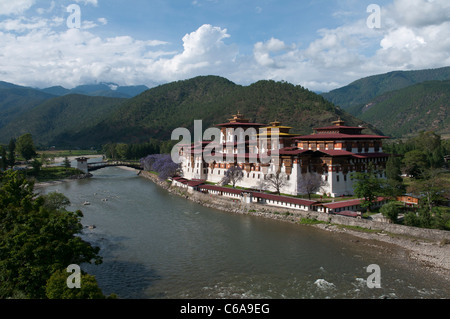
388,0,450,27
0,22,238,88
151,24,238,81
0,0,35,16
254,38,294,68
240,0,450,90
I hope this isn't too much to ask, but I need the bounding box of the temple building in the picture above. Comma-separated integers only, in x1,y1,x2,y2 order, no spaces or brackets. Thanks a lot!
178,113,390,197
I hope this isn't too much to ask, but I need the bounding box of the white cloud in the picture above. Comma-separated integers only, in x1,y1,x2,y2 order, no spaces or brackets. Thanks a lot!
0,23,237,88
239,0,450,90
0,0,35,16
151,24,238,81
388,0,450,27
73,0,98,7
0,0,449,92
36,1,55,15
254,38,294,68
97,17,107,25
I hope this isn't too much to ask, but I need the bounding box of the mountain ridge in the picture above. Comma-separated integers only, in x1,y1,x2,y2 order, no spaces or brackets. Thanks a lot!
51,75,382,148
347,80,450,138
321,66,450,109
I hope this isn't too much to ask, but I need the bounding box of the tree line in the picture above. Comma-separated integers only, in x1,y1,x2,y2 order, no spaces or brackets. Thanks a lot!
358,131,450,230
383,131,449,177
0,133,38,170
102,139,177,161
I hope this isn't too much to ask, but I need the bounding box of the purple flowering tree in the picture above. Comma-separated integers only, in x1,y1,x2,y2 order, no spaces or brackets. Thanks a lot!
140,154,180,180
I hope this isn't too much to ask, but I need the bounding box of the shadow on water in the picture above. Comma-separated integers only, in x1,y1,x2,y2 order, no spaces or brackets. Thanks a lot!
82,259,162,299
80,230,163,299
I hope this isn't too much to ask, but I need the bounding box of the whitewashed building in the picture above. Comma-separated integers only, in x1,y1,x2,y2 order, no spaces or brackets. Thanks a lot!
179,113,390,197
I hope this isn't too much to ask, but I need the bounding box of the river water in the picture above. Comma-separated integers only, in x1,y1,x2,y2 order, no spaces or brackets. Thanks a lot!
39,166,449,299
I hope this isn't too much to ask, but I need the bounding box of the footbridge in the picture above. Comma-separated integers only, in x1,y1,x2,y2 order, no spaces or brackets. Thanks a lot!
87,161,142,172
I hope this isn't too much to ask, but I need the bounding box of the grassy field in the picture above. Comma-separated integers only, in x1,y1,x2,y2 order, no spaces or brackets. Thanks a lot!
27,166,85,182
38,150,99,158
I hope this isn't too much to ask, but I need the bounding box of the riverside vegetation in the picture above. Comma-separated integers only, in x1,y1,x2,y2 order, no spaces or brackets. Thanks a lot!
0,170,116,299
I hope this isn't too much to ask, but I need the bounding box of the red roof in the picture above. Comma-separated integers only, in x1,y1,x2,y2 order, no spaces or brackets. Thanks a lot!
215,122,266,127
320,197,385,209
295,133,389,140
353,152,390,158
186,180,206,187
316,150,354,157
314,125,365,131
252,192,317,206
278,148,311,155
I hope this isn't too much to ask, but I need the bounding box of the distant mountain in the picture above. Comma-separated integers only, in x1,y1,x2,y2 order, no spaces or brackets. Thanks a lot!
322,66,450,109
0,94,126,146
55,76,381,148
39,86,71,96
347,80,450,138
39,83,150,98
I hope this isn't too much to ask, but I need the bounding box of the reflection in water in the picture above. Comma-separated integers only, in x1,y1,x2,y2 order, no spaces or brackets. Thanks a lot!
40,167,450,299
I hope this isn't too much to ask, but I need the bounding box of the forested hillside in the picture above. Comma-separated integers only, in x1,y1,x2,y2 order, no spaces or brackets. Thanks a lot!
347,80,450,138
60,76,379,148
322,66,450,109
0,94,126,147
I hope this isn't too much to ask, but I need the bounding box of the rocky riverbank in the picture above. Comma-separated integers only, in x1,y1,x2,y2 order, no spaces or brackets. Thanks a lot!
139,171,450,281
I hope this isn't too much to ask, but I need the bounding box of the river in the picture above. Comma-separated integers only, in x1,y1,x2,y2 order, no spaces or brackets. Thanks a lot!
39,166,449,299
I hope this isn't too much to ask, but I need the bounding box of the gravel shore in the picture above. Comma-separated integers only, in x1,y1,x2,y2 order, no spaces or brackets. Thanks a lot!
314,223,450,282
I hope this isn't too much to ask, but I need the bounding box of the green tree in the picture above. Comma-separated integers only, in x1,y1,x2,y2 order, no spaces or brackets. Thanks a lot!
404,211,420,227
45,269,107,299
413,131,441,154
0,146,7,170
43,192,71,211
63,156,71,169
7,138,16,167
385,156,402,182
351,164,383,211
380,201,401,223
15,133,37,162
115,143,129,160
40,152,50,166
402,150,428,178
0,171,102,298
31,158,42,174
407,169,449,215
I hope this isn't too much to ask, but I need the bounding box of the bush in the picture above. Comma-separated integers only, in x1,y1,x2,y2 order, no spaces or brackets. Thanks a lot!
404,212,420,227
45,269,106,299
380,202,401,223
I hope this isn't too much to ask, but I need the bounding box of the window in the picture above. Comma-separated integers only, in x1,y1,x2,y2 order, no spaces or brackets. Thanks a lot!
336,175,340,182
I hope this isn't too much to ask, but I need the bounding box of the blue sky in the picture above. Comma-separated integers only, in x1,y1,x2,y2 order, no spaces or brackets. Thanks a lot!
0,0,449,91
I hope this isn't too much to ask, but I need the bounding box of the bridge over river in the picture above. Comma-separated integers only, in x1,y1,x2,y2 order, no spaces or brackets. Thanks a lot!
87,161,142,172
